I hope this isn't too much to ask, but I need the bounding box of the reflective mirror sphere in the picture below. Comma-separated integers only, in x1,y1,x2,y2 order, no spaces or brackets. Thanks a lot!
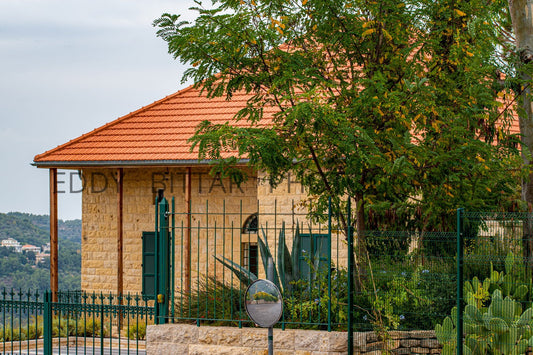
244,279,283,328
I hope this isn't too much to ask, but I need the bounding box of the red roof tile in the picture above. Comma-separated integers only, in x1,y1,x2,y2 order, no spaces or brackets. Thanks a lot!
33,81,520,168
33,85,275,167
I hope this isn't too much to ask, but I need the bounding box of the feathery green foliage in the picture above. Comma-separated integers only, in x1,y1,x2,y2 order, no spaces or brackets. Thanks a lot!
155,0,520,236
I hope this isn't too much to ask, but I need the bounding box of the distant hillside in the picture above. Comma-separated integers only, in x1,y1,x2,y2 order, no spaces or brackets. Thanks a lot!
1,212,81,245
0,212,81,292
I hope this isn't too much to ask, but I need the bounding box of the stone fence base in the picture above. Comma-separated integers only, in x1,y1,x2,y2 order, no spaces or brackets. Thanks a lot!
146,324,441,355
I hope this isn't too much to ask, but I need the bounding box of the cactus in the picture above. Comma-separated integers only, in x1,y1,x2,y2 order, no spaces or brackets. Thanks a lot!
436,254,533,355
436,287,533,354
488,255,529,303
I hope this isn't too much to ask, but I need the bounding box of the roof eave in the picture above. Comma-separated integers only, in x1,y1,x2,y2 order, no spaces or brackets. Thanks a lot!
32,159,250,169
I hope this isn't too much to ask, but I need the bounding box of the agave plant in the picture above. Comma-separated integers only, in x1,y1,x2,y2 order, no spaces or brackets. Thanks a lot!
214,222,326,295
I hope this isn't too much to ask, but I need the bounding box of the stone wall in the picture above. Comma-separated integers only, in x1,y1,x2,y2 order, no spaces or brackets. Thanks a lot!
81,167,258,294
146,324,442,355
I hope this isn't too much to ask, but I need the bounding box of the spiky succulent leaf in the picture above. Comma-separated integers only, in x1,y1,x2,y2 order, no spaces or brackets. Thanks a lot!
277,223,293,293
214,255,258,285
258,227,281,290
290,224,301,281
311,236,325,281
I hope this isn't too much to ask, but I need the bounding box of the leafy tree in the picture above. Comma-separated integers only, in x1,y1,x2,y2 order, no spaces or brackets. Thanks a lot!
155,0,520,254
25,250,36,263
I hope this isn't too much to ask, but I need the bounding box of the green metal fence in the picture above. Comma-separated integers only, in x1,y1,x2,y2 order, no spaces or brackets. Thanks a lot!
150,195,459,335
7,203,530,354
150,197,533,354
451,211,533,355
0,289,153,354
162,197,341,330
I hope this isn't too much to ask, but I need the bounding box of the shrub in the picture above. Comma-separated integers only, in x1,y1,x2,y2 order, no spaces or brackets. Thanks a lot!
283,266,348,330
26,322,43,340
127,321,146,340
350,261,456,332
253,291,278,302
51,317,68,338
76,317,105,337
1,327,27,341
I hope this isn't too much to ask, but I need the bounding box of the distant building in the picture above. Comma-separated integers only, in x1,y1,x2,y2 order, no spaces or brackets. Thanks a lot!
22,244,41,254
42,243,50,254
35,253,50,264
1,238,22,253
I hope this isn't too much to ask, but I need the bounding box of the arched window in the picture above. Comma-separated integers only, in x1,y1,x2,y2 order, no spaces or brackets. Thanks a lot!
242,213,258,234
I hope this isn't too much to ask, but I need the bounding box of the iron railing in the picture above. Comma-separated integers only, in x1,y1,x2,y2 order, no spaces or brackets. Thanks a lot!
0,289,154,354
156,196,458,333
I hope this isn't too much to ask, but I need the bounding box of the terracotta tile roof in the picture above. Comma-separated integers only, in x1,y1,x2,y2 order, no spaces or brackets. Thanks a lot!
33,80,520,168
33,85,276,167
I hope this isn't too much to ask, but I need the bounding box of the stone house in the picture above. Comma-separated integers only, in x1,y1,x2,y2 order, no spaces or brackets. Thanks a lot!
33,85,320,296
33,79,520,297
21,244,41,254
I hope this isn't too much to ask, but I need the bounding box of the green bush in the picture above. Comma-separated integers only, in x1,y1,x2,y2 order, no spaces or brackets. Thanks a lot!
463,235,521,283
253,291,278,302
0,317,43,342
76,318,104,337
127,321,146,340
51,317,68,338
283,266,348,330
0,327,27,341
349,261,456,331
26,322,43,340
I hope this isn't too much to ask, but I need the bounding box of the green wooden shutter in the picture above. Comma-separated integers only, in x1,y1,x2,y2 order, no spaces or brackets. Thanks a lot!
142,231,156,299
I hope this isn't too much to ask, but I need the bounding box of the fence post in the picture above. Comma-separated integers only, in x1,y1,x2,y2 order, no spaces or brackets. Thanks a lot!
157,194,170,324
456,208,464,355
267,257,274,355
171,196,176,321
347,199,353,355
43,291,52,355
327,197,332,332
100,301,105,355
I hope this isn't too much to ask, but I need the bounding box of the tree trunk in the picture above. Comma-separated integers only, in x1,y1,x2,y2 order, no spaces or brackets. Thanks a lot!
509,0,533,270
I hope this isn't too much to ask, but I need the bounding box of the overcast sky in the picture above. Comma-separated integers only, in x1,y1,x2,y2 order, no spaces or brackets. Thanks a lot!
0,0,195,220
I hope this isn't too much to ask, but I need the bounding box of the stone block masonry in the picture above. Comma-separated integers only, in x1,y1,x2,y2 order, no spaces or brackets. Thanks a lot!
81,167,258,294
147,324,442,354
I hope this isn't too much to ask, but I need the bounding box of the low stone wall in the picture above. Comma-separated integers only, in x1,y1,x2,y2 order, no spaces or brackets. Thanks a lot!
146,324,442,355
